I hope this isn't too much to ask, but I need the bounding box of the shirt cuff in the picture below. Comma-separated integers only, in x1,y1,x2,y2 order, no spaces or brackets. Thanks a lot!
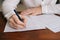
4,11,15,20
42,6,47,14
42,6,52,15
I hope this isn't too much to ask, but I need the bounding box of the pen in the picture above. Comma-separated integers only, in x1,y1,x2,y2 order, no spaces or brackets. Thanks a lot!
14,10,23,22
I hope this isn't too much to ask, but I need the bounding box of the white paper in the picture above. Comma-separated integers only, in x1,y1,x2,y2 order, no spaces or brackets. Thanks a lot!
4,15,60,33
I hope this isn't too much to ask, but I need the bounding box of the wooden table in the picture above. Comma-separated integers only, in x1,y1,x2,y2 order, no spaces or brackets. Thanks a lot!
0,12,60,40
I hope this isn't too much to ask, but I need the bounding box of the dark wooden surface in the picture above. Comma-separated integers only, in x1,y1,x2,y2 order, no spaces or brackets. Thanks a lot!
0,12,60,40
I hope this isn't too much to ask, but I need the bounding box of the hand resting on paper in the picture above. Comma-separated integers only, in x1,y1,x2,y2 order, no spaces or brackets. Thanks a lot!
8,6,42,29
9,14,27,29
20,6,42,16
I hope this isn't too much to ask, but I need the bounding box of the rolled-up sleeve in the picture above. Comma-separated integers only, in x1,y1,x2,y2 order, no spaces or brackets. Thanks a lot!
2,0,20,20
42,0,60,14
42,4,60,14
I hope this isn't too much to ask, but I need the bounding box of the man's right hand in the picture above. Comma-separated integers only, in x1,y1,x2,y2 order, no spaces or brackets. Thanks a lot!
9,14,27,29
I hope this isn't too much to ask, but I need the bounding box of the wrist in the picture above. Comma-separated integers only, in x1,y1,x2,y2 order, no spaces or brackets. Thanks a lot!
5,11,15,20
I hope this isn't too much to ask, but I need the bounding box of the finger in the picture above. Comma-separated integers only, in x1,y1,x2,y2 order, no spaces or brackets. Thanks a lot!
21,10,32,15
21,10,29,15
16,25,25,29
19,15,27,26
9,18,24,29
22,16,27,26
9,18,17,29
9,22,17,29
31,13,41,16
12,15,25,26
9,22,24,29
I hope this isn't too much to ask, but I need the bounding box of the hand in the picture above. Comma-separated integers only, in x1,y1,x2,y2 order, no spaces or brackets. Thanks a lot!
21,6,42,16
9,14,27,29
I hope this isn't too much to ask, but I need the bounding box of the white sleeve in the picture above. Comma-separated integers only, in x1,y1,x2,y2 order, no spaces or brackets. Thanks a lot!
2,0,20,20
42,0,60,14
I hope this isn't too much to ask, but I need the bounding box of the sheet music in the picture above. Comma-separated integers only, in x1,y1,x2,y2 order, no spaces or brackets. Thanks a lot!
4,15,60,33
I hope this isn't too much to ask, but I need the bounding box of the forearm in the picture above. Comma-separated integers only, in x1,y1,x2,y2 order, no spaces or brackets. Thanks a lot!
2,0,20,20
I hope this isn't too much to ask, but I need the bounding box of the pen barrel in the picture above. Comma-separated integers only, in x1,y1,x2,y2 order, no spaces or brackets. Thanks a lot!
14,10,23,22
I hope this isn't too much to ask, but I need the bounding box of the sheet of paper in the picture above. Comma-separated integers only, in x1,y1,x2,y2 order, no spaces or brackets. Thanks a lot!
4,15,60,33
